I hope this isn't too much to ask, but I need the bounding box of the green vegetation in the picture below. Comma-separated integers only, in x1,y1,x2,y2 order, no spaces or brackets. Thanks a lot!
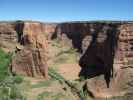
48,67,90,100
0,48,26,100
0,49,11,81
49,39,79,65
31,80,52,88
37,91,51,100
37,91,66,100
52,93,66,100
0,76,26,100
53,48,78,64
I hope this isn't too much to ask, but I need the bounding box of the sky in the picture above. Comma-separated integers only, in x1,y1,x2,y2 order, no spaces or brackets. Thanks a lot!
0,0,133,22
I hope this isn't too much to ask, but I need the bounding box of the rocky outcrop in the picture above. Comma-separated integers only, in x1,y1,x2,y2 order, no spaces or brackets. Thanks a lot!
0,21,133,98
0,21,56,78
78,23,133,99
52,22,133,99
54,22,119,52
12,22,48,78
0,22,18,52
53,22,91,52
43,23,57,40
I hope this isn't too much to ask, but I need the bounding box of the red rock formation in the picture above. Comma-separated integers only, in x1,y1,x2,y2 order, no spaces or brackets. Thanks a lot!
54,23,91,52
54,22,133,98
0,21,56,78
0,21,133,98
12,22,48,78
43,23,57,40
0,22,18,52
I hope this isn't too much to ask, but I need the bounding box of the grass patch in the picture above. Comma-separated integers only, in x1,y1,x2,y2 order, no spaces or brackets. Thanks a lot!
37,92,66,100
0,49,12,81
0,76,26,100
53,48,78,64
37,91,51,100
31,80,52,88
52,93,65,100
56,48,77,57
49,39,79,64
0,48,26,100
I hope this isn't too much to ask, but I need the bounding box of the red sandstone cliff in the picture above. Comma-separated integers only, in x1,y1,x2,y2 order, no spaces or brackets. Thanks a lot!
0,21,133,98
51,22,133,98
0,22,18,52
11,22,49,78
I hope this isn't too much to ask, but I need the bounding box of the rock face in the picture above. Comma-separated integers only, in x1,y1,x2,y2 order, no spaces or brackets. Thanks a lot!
54,22,118,52
43,23,57,40
0,22,18,52
12,22,48,78
54,23,91,52
0,21,56,78
53,22,133,99
0,21,133,98
85,23,133,99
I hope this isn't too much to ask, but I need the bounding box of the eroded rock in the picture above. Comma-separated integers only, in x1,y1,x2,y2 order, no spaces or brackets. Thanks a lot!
12,22,48,78
53,22,133,98
1,21,133,98
79,23,133,99
0,22,18,52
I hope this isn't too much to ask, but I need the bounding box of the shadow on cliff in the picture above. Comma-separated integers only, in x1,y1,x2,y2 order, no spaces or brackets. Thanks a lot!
51,23,90,53
14,20,24,44
51,23,119,88
79,24,119,88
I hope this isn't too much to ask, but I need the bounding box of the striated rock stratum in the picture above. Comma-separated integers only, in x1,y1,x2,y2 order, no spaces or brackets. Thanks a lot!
54,22,133,99
0,21,133,98
0,22,18,52
12,22,49,78
0,21,49,78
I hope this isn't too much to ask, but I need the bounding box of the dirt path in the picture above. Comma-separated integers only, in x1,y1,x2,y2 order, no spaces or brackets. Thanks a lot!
58,63,81,80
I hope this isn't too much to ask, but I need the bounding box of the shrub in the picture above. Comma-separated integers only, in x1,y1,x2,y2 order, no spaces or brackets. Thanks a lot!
31,80,52,88
0,48,26,100
13,75,23,84
0,49,12,81
37,91,51,100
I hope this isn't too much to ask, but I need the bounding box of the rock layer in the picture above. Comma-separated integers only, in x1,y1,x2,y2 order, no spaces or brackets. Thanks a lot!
0,22,18,52
12,22,48,78
53,22,133,98
0,21,133,98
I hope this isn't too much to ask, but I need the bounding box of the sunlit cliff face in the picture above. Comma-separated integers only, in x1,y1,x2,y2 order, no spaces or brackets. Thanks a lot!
0,21,133,98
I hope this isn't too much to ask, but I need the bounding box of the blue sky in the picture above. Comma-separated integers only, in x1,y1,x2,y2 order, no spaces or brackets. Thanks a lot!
0,0,133,22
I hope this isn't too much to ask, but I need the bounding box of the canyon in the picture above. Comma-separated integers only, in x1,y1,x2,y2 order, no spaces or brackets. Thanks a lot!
0,20,133,99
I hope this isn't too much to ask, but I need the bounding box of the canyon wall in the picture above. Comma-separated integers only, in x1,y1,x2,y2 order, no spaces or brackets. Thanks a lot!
0,21,133,98
0,21,50,78
12,22,49,78
55,22,133,99
0,22,18,52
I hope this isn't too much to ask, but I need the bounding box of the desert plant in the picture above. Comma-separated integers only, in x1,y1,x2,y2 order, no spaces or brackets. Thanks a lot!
37,91,51,100
0,76,26,100
0,48,26,100
13,75,23,84
0,49,12,81
31,80,52,88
